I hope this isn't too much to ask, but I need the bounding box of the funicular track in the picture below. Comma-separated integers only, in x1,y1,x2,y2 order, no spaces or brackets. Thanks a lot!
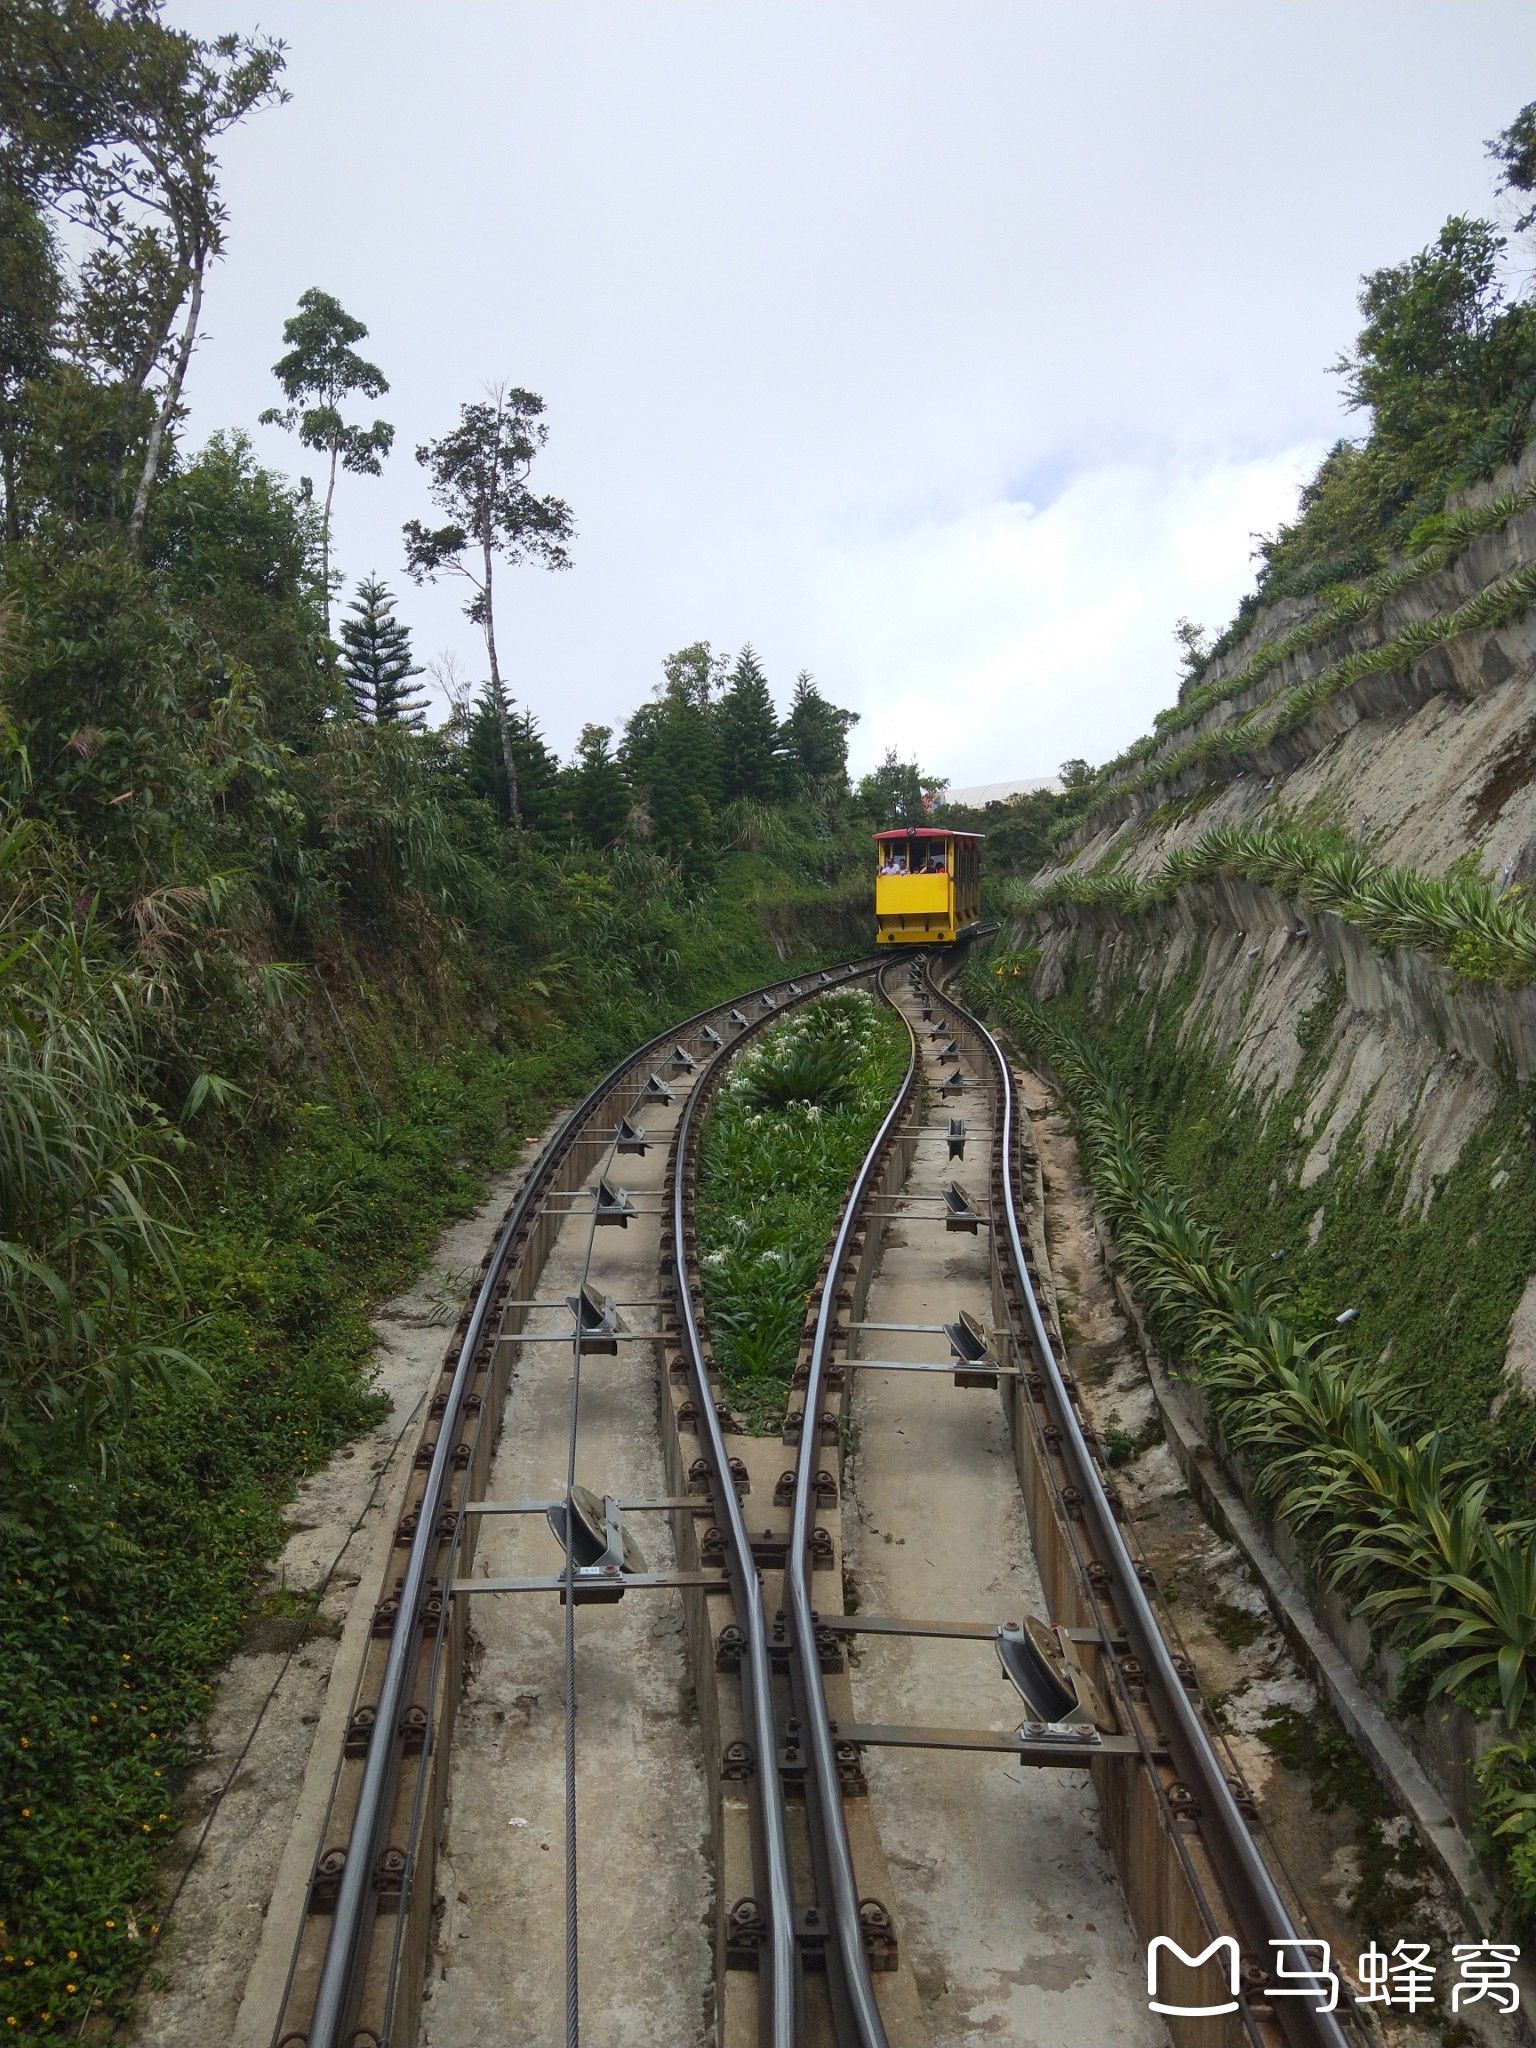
763,949,1358,2048
261,945,1360,2048
264,961,873,2048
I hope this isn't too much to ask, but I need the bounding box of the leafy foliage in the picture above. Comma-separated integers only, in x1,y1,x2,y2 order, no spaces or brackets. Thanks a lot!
0,17,889,2032
258,288,393,616
979,979,1536,1735
856,745,946,826
697,992,906,1427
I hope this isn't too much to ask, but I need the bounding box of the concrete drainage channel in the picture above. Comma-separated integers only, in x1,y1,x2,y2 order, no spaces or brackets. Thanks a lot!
189,948,1505,2048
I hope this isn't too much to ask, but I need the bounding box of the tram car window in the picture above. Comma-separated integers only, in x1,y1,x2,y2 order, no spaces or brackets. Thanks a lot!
873,827,982,945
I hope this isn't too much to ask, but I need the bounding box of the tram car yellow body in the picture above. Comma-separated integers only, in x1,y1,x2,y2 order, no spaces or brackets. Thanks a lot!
874,827,983,946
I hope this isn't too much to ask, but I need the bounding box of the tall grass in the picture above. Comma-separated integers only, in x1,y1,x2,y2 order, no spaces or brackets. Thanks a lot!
0,902,193,1486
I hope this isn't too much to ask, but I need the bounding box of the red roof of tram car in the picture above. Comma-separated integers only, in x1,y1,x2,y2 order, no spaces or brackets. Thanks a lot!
871,828,983,842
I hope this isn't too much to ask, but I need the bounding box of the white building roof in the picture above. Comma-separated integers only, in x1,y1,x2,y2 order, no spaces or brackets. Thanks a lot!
941,777,1060,808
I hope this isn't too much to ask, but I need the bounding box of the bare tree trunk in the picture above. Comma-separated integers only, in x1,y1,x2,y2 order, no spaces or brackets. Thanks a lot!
127,257,203,557
114,277,184,481
2,432,18,548
482,534,520,824
321,439,339,634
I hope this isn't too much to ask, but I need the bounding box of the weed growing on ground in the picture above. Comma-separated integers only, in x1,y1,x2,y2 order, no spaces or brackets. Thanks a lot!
697,992,907,1430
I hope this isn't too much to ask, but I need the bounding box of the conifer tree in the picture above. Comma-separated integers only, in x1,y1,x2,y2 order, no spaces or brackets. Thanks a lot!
716,643,780,801
463,686,562,828
621,656,722,877
781,669,858,787
568,724,629,847
339,575,426,725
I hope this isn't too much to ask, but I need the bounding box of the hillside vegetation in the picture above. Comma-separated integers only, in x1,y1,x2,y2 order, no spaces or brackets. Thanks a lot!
940,100,1536,870
974,101,1536,1929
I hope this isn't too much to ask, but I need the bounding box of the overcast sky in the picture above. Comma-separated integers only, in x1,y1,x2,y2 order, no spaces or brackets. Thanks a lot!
167,0,1530,785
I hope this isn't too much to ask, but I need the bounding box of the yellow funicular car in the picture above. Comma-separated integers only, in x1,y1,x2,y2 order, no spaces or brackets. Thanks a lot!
873,826,983,946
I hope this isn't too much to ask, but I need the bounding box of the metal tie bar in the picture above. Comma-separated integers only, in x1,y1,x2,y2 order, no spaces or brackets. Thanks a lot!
835,1720,1163,1763
465,1496,707,1515
453,1570,731,1595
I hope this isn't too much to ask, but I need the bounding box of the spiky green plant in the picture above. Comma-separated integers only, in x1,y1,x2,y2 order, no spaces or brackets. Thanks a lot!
1424,1539,1536,1727
1090,482,1536,785
982,983,1536,1732
1017,823,1536,988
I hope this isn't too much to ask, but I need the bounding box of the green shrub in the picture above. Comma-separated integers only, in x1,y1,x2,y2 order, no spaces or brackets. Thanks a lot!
698,992,907,1428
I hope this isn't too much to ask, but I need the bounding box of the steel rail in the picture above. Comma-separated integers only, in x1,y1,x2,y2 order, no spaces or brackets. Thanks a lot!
669,1018,810,2048
301,960,871,2048
784,957,919,2048
934,959,1352,2048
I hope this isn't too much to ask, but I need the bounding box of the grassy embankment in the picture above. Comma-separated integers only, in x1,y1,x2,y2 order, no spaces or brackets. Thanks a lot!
971,945,1536,1925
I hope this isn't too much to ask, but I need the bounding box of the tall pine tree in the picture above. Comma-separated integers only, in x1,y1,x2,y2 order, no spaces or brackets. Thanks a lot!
781,669,858,787
716,643,780,800
621,647,723,878
567,723,630,846
463,685,562,828
340,576,427,724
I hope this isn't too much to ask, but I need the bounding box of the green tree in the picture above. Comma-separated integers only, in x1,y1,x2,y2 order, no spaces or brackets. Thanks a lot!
621,647,723,875
1335,217,1526,447
781,669,858,787
339,575,425,726
1172,618,1209,684
1058,756,1094,789
567,723,629,847
403,383,574,826
1488,101,1536,236
460,685,562,829
716,643,781,801
0,1,288,551
0,186,61,544
857,746,945,826
259,289,393,628
661,638,728,710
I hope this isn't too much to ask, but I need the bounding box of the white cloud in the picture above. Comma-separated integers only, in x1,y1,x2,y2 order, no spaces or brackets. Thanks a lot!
810,447,1324,781
166,0,1528,779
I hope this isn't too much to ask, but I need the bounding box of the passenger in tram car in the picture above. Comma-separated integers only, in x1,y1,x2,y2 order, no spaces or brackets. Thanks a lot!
924,844,947,873
880,845,909,875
